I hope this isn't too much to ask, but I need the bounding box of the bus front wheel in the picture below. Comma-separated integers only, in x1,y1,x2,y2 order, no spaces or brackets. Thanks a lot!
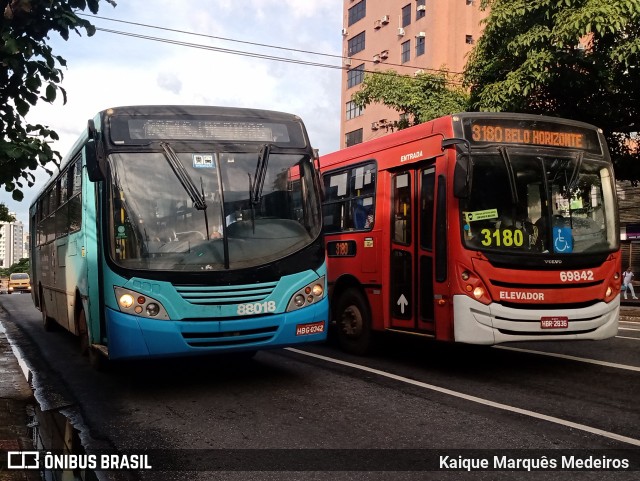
41,292,54,331
78,309,107,370
335,288,373,355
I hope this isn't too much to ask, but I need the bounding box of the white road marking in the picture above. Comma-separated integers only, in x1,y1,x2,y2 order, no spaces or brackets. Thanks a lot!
494,345,640,372
615,335,640,341
286,347,640,447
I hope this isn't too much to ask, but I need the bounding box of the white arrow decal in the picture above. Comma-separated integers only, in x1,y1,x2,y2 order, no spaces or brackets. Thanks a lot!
397,294,408,314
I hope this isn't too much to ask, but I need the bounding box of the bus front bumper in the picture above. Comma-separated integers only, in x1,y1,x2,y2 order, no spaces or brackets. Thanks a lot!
453,295,620,345
104,296,328,360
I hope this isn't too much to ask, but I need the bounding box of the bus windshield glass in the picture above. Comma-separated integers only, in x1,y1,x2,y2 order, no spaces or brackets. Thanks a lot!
108,149,321,271
460,151,617,255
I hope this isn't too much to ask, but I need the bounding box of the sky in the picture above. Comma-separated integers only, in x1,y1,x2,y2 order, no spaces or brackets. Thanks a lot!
1,0,343,226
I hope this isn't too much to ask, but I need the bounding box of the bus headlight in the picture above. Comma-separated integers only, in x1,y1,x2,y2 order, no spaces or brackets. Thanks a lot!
119,294,135,309
286,276,325,312
473,287,485,299
146,303,160,316
457,264,491,305
114,287,170,320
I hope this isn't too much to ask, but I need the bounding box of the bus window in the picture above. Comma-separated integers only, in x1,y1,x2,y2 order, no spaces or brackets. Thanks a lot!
420,168,435,250
393,173,411,244
322,162,376,233
460,152,615,254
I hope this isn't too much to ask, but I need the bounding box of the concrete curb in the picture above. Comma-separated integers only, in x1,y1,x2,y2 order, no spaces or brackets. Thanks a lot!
0,321,41,480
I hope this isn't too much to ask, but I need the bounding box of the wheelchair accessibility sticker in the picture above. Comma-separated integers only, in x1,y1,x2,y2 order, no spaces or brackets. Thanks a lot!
553,227,573,253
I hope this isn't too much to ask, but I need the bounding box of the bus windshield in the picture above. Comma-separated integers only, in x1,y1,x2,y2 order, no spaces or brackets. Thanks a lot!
108,149,321,271
460,150,617,255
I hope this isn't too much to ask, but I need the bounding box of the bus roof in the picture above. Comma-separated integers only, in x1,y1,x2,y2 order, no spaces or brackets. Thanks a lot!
320,112,606,171
94,105,303,122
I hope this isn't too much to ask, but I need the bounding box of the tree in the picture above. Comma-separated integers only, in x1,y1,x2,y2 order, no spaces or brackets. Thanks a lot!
8,257,29,274
1,0,115,201
352,69,470,127
0,202,15,222
464,0,640,182
0,203,15,243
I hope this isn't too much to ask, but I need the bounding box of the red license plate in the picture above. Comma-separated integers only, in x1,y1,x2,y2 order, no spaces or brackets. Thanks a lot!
296,321,325,336
540,316,569,329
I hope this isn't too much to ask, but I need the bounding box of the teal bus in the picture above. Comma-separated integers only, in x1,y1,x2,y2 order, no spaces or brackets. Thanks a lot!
29,105,327,366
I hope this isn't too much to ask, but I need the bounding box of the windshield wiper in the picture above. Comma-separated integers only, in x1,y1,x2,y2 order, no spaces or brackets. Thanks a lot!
497,146,519,205
161,142,207,211
568,151,584,191
250,143,271,206
246,143,272,234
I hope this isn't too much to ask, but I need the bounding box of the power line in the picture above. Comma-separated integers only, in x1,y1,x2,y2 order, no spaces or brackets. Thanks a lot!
82,14,465,84
94,27,345,70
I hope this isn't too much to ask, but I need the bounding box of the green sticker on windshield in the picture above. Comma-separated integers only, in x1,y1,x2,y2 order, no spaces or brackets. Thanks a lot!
193,154,214,168
116,225,127,239
463,209,499,223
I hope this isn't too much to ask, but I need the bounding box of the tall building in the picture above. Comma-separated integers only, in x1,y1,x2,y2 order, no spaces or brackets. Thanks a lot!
339,0,487,148
0,215,26,268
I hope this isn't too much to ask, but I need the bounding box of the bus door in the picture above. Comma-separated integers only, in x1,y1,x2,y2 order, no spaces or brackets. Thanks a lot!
389,165,437,335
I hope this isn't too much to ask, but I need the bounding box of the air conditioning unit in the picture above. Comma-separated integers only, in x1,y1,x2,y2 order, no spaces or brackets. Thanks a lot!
341,28,348,36
577,43,586,50
374,19,382,29
416,32,426,38
344,57,352,66
371,122,379,131
381,15,390,24
417,5,426,11
414,69,425,76
373,54,381,63
380,50,389,59
397,27,405,36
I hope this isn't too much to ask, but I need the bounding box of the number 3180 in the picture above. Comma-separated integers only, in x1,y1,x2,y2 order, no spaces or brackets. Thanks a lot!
480,228,524,247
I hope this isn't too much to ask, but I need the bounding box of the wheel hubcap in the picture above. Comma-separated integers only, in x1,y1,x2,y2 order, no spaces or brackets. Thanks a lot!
340,305,362,338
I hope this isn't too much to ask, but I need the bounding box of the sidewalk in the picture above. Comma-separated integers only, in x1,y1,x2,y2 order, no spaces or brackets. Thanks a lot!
0,324,39,481
620,301,640,322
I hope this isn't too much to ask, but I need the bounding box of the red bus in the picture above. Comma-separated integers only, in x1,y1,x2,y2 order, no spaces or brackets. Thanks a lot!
320,112,620,354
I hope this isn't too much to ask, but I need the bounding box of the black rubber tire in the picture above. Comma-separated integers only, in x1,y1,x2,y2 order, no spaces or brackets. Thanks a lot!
78,309,107,371
41,292,54,331
335,288,374,355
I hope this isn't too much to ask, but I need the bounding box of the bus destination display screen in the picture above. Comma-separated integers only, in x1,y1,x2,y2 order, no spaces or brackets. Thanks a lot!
109,117,304,146
463,118,603,154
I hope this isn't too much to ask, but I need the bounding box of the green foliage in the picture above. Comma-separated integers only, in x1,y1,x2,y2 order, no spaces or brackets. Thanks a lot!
0,258,29,278
8,257,29,274
0,0,115,201
0,203,16,222
352,69,470,126
465,0,640,182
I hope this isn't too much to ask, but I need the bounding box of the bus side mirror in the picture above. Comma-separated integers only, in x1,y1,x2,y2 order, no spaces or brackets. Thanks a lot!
453,154,472,198
85,119,106,182
442,137,472,199
313,151,325,201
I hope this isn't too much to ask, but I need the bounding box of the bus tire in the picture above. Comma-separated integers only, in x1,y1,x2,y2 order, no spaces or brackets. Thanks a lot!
335,288,374,355
78,309,107,371
41,292,54,332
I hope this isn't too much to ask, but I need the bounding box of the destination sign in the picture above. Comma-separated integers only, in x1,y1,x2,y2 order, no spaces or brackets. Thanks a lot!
463,118,603,154
129,119,285,142
327,240,357,257
109,116,306,147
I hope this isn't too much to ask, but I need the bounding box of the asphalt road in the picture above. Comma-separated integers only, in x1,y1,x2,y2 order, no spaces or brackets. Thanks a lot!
1,293,639,481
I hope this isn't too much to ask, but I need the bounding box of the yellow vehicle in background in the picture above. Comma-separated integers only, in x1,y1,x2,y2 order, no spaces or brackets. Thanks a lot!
8,273,31,294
